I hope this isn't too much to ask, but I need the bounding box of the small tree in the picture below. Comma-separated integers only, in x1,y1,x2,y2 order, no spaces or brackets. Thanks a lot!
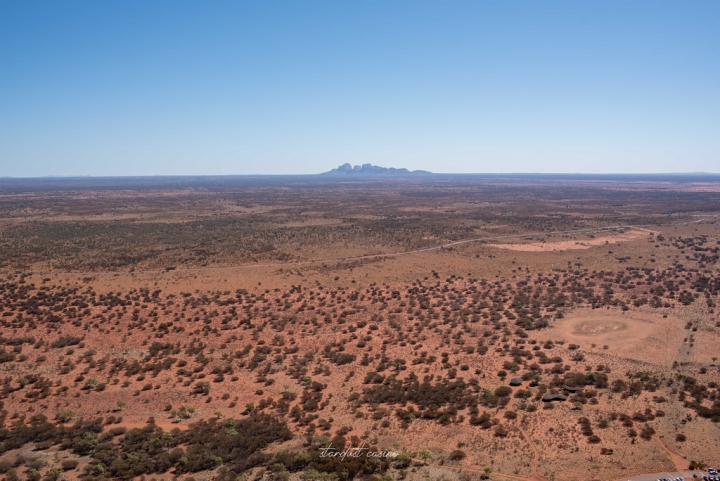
418,449,433,464
45,468,63,481
56,410,75,423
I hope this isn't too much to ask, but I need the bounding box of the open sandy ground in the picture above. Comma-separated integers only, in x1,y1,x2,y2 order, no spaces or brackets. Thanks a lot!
487,229,649,252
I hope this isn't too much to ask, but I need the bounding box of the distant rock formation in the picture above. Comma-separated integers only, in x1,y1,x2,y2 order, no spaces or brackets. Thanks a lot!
322,163,432,175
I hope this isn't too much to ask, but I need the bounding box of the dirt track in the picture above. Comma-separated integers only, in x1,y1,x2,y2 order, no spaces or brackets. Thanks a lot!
8,219,710,277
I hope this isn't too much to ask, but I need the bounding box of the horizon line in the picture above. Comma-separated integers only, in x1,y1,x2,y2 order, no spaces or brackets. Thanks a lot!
2,171,720,180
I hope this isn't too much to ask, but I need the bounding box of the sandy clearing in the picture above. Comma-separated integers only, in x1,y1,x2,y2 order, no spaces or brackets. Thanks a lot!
486,228,650,252
534,308,684,366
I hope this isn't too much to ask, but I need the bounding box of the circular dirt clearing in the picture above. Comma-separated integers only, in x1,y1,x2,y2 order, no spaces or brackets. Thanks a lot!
532,309,664,357
573,319,628,336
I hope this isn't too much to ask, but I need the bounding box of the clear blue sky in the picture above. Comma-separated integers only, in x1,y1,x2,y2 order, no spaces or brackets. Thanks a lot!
1,1,718,176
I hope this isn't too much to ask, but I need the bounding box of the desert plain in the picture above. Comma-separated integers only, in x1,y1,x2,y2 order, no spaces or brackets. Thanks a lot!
0,175,718,481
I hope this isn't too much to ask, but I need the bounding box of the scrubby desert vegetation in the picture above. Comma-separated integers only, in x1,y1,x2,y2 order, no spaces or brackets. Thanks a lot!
0,176,718,481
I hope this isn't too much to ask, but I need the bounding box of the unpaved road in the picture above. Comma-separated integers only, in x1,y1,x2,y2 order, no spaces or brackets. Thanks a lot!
519,425,549,481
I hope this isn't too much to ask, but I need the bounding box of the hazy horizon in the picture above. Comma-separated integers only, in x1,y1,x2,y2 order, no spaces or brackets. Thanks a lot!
2,1,719,176
0,166,720,180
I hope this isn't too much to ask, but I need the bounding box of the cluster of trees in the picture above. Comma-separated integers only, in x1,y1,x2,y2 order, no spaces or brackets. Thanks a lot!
0,408,404,481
